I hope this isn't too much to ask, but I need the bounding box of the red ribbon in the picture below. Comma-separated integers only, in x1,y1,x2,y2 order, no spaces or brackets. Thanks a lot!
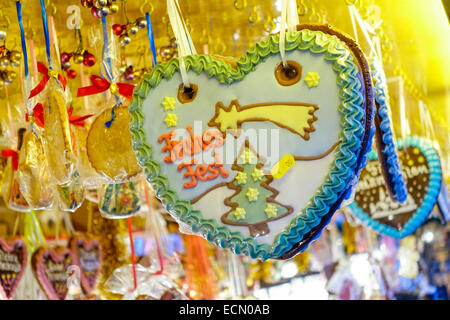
127,217,138,292
77,75,135,100
2,149,18,171
26,103,45,128
68,107,94,127
26,105,93,128
28,62,67,99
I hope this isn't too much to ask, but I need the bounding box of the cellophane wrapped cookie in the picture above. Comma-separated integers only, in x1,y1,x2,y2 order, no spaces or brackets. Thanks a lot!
98,181,141,219
2,128,30,212
41,79,76,185
71,125,110,187
17,129,54,210
55,170,85,212
86,103,142,183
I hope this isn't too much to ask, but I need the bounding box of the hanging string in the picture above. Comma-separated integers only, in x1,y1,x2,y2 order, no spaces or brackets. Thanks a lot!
13,214,20,236
39,0,52,66
127,217,137,291
279,0,299,67
48,15,61,70
143,181,165,275
87,202,93,234
55,212,60,242
4,85,16,148
63,212,75,236
166,0,197,88
29,210,45,247
347,4,378,60
16,1,28,79
145,13,157,68
101,16,121,128
349,3,359,45
16,1,36,123
28,39,38,84
418,101,438,149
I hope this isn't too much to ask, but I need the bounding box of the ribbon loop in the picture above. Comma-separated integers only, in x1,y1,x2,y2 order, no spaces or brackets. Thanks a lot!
67,107,94,127
28,62,66,98
2,149,19,171
77,75,135,100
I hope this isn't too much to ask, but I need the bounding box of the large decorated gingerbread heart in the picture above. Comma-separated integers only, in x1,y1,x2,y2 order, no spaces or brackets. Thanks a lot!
69,235,102,294
32,246,74,300
130,24,375,260
0,238,28,300
349,136,442,238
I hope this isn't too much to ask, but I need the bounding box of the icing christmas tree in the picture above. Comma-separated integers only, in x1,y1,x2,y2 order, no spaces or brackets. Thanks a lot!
221,143,293,237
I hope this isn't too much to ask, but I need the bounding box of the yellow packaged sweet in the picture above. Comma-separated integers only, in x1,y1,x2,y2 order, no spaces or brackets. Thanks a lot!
17,130,53,209
86,105,142,182
41,80,76,184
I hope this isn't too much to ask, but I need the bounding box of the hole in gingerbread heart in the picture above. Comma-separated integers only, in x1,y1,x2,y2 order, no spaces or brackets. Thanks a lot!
178,83,198,104
275,60,302,86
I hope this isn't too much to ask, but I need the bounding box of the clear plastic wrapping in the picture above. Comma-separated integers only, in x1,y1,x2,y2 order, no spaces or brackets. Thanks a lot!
86,103,142,183
17,130,53,210
98,181,141,219
41,79,76,185
55,171,85,212
103,264,187,300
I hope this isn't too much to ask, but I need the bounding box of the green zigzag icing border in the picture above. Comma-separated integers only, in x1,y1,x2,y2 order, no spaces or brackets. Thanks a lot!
129,29,366,260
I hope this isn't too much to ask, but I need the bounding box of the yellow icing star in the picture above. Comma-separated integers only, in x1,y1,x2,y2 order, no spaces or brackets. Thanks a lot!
252,168,264,181
265,204,278,218
235,172,247,185
233,207,246,220
246,188,259,202
304,72,320,87
164,113,178,127
240,149,254,164
161,96,176,111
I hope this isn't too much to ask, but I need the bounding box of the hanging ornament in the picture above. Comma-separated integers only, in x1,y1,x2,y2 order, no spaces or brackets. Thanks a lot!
60,29,96,80
82,0,119,19
0,45,21,85
111,0,146,47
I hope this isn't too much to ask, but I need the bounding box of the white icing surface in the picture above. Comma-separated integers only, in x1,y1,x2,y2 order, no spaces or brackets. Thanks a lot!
142,49,341,201
141,47,343,245
190,152,336,245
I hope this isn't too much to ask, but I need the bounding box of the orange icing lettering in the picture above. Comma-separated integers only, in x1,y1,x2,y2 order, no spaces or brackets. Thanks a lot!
159,127,229,189
178,159,198,189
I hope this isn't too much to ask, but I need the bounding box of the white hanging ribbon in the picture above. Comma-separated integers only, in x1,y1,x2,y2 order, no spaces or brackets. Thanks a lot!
387,76,409,154
279,0,299,67
347,4,379,61
418,100,439,150
167,0,197,88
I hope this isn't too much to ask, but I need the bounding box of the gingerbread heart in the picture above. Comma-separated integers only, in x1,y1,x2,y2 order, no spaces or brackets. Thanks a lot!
349,136,442,238
130,24,375,260
32,246,73,300
0,238,27,300
69,235,102,294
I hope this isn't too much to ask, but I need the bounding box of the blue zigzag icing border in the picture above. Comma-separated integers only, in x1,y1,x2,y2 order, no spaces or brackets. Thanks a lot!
129,29,367,260
372,62,408,203
349,135,442,238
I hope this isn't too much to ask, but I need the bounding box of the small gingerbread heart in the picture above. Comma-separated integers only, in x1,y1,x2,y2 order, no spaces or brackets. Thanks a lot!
32,246,74,300
349,136,442,238
0,237,28,300
69,235,102,294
